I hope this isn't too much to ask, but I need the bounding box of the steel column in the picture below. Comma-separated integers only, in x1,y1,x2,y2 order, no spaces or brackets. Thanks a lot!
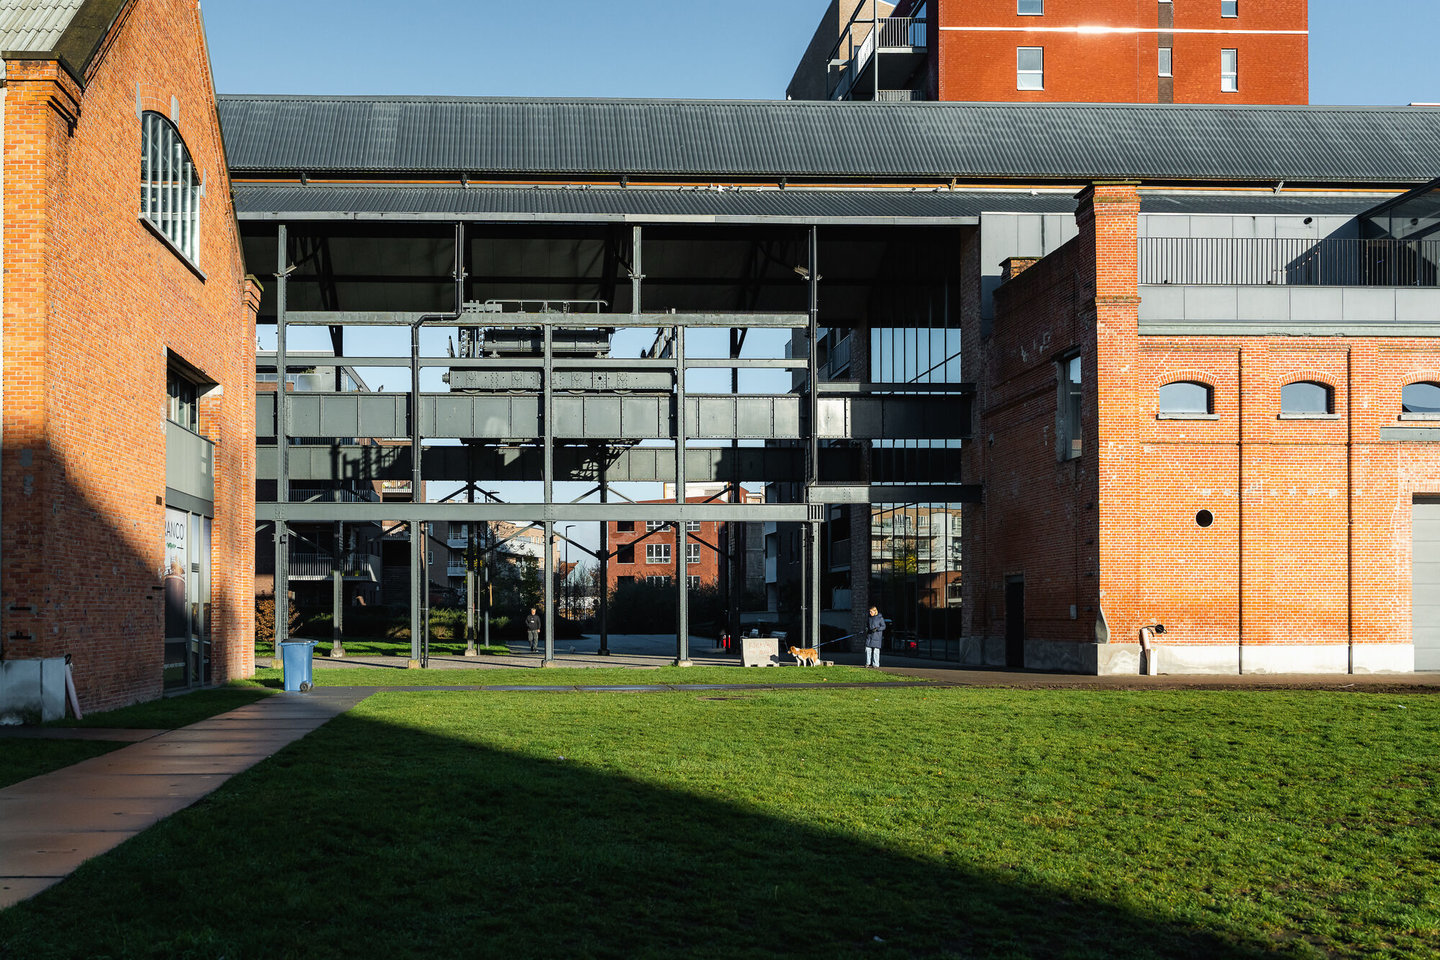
675,323,691,666
807,225,822,652
598,458,611,656
542,321,556,665
331,568,345,658
273,224,291,655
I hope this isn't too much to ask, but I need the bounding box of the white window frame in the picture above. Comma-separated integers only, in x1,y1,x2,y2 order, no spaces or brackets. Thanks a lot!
1017,47,1045,90
1017,0,1043,14
1221,0,1238,17
645,520,667,532
1158,47,1173,78
645,575,671,586
645,543,672,565
686,543,701,566
140,111,203,266
685,519,701,532
688,575,702,589
1221,49,1238,92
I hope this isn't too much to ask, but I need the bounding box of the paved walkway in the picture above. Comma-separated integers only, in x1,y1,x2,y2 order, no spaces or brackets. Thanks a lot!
0,687,370,910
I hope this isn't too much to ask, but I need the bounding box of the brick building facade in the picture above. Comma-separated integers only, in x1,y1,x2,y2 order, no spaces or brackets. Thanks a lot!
791,0,1308,105
605,500,725,594
1,0,258,712
965,182,1439,673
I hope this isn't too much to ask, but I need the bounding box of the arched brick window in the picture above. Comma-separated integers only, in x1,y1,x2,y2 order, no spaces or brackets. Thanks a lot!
1403,381,1440,415
1280,380,1334,416
140,112,203,264
1158,381,1214,416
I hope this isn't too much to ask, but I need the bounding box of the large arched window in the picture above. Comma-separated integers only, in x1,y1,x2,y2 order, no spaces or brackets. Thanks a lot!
1158,381,1214,416
1403,381,1440,415
1280,380,1334,416
140,112,202,264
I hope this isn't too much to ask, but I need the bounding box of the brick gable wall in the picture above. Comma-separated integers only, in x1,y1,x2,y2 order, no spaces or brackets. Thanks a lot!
2,0,259,711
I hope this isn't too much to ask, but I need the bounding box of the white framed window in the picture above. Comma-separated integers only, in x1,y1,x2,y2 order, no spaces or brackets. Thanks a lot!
685,519,701,532
1018,0,1043,14
686,543,701,565
645,520,667,532
645,543,671,565
1402,381,1440,416
140,111,203,265
645,575,671,586
1221,49,1238,92
1221,0,1238,16
688,575,702,589
1159,47,1173,77
1059,353,1082,460
1017,47,1045,90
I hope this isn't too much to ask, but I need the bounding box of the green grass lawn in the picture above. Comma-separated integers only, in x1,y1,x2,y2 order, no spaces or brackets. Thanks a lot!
244,663,905,687
2,689,1436,959
0,687,272,789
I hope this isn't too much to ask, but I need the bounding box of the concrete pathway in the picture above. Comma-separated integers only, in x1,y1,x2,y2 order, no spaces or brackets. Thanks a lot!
0,687,370,910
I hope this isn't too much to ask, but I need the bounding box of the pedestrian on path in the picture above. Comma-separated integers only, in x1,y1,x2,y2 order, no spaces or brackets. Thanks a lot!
525,607,542,653
865,605,885,668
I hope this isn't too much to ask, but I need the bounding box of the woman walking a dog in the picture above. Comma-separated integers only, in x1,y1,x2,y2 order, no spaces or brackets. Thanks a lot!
865,605,885,668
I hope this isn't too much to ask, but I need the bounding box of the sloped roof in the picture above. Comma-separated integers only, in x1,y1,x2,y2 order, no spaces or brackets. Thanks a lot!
0,0,129,79
218,96,1440,185
0,0,83,52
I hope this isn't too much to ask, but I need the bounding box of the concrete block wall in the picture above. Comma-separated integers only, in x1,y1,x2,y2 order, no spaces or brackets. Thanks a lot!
1,0,258,712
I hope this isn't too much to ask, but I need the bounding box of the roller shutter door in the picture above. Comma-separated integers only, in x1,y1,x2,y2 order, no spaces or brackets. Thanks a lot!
1416,499,1440,671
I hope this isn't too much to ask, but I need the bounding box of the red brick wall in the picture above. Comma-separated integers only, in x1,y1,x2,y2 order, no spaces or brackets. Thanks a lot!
2,0,258,711
934,0,1308,104
605,501,725,594
973,182,1439,668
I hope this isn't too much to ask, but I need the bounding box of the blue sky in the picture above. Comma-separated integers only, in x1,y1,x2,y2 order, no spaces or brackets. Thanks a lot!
200,0,1439,104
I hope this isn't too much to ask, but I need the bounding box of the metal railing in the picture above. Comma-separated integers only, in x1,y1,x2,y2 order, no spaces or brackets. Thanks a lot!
1139,238,1440,287
828,17,926,101
287,550,381,580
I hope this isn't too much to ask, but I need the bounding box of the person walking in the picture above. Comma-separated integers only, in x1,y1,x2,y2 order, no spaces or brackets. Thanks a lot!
525,607,542,653
865,605,885,668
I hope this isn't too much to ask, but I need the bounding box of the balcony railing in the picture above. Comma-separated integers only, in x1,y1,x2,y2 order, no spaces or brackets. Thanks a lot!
828,16,927,101
1140,238,1440,287
287,550,381,580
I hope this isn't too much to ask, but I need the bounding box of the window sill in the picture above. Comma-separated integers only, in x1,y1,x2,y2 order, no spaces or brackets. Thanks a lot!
1400,413,1440,421
1157,413,1218,420
140,216,206,281
1278,413,1340,420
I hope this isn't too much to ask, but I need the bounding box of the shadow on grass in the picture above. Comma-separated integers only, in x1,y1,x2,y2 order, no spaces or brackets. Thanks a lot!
0,705,1286,960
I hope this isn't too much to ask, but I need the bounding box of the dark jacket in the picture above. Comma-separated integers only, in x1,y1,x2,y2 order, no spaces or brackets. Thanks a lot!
525,614,541,633
865,613,885,648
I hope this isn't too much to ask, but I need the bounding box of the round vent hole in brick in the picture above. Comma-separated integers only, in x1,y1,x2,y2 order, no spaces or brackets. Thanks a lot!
1196,510,1215,528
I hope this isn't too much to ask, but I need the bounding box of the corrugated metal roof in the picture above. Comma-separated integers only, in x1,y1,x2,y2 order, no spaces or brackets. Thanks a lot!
0,0,82,53
217,96,1440,184
229,183,1078,222
1138,193,1392,215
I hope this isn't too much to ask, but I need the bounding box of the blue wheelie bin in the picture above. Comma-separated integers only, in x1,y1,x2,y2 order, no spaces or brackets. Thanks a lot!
280,640,318,692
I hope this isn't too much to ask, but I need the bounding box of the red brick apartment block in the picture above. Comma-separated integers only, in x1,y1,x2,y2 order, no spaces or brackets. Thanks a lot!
606,499,726,595
934,0,1308,105
791,0,1308,104
1,0,259,712
966,183,1438,674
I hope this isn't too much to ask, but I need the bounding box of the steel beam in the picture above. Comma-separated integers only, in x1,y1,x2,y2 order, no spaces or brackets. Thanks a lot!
258,501,815,523
276,310,809,328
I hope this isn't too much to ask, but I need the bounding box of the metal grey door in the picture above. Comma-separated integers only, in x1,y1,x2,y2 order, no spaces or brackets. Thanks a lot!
1415,499,1440,671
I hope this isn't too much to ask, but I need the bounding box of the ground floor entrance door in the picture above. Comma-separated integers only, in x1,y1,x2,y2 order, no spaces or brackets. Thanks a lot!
1415,498,1440,671
1004,577,1025,669
164,507,212,691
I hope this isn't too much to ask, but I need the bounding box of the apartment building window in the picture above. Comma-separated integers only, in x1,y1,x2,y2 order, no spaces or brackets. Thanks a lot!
1018,0,1043,13
688,576,701,589
1280,381,1334,416
685,520,702,533
617,545,635,564
1059,353,1082,460
140,112,203,265
646,520,667,533
1159,47,1173,77
1221,49,1239,92
167,370,199,430
646,543,671,564
1221,0,1238,16
646,575,671,586
687,543,701,565
616,520,635,532
1017,47,1044,90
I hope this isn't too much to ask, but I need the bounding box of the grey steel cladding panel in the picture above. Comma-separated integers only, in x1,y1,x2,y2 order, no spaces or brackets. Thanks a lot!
1415,502,1440,670
814,398,849,438
256,392,276,437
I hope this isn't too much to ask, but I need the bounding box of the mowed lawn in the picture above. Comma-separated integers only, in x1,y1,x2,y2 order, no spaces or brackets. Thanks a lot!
2,688,1436,959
